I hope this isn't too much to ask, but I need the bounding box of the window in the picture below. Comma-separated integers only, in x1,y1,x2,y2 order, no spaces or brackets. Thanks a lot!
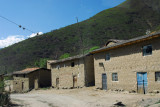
71,62,75,67
112,73,118,81
155,72,160,81
105,54,110,61
23,74,26,78
143,45,152,56
99,62,104,67
16,75,18,77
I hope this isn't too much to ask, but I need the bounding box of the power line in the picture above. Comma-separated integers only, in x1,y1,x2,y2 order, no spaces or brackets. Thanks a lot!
0,14,37,34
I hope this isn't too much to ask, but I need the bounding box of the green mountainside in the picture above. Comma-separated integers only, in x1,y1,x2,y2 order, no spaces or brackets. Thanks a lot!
0,0,160,73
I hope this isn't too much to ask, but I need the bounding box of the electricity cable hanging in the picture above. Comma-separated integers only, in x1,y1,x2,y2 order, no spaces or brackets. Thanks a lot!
0,14,39,35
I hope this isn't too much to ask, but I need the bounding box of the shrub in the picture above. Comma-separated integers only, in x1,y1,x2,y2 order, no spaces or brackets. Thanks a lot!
0,92,10,106
59,53,70,59
89,46,100,52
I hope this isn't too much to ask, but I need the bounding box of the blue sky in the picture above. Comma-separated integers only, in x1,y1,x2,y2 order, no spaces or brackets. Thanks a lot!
0,0,125,48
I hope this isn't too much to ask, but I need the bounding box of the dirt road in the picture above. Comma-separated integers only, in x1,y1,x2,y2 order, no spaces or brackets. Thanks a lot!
11,87,160,107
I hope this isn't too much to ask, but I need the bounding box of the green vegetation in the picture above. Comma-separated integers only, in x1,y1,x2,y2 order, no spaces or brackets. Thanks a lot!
0,93,10,106
84,46,100,53
1,0,160,73
0,81,4,92
155,100,160,104
35,58,48,68
59,53,70,59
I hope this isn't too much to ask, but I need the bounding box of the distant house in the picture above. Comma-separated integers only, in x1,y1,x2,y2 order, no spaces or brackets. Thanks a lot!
13,68,51,93
3,73,14,92
91,32,160,94
49,54,95,89
0,74,4,82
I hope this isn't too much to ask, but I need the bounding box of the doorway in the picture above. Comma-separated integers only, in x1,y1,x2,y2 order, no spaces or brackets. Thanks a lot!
34,79,39,90
137,72,148,94
102,73,107,90
22,82,24,91
56,78,59,88
73,76,77,88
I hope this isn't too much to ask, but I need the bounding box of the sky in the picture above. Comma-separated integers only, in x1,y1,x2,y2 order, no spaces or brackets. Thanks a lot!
0,0,125,48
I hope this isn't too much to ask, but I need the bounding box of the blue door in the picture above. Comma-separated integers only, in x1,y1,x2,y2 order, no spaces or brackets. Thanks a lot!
102,74,107,90
137,72,148,94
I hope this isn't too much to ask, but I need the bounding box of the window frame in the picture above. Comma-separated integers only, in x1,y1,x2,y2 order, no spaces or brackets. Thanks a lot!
155,72,160,82
105,53,110,61
112,73,118,81
142,45,152,56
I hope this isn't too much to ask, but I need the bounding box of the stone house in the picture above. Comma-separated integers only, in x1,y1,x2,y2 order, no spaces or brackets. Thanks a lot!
91,32,160,94
13,68,51,93
50,54,95,89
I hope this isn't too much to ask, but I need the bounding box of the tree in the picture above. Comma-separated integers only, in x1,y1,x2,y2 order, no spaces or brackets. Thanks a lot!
34,58,48,68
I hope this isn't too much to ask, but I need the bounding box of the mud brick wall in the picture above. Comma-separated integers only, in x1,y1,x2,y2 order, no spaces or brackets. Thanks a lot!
93,37,160,93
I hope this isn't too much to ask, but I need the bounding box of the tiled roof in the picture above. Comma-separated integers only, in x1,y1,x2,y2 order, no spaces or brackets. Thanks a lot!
13,67,40,75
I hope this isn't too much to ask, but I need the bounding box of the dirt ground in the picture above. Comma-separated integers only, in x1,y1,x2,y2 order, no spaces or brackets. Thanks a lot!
11,87,160,107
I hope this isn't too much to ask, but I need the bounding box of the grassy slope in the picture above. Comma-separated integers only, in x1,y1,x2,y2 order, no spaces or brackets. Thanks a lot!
0,0,160,73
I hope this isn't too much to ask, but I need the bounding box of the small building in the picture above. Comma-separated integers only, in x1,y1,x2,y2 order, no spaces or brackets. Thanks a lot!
13,68,51,93
49,54,95,89
91,32,160,94
0,74,4,82
3,73,14,92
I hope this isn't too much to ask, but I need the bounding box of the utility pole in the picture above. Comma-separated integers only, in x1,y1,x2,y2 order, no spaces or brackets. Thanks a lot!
76,17,88,86
76,17,84,55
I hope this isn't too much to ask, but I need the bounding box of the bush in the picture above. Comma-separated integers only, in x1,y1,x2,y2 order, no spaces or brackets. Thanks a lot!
89,46,100,52
59,53,70,59
84,46,100,53
0,92,10,106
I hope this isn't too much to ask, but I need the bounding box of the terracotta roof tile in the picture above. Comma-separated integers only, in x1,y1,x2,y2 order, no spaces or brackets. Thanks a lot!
13,67,40,75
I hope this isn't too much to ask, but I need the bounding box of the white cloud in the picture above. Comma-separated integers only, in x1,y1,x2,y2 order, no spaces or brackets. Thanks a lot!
28,32,43,38
0,32,43,48
0,35,25,48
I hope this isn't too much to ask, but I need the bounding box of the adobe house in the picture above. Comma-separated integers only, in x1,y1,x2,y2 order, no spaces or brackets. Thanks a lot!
49,54,95,89
91,32,160,94
13,68,51,93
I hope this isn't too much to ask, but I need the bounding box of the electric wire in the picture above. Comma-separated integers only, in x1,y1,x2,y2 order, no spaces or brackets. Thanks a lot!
0,14,37,34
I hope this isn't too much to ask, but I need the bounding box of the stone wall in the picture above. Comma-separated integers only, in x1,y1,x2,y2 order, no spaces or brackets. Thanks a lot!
93,37,160,93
